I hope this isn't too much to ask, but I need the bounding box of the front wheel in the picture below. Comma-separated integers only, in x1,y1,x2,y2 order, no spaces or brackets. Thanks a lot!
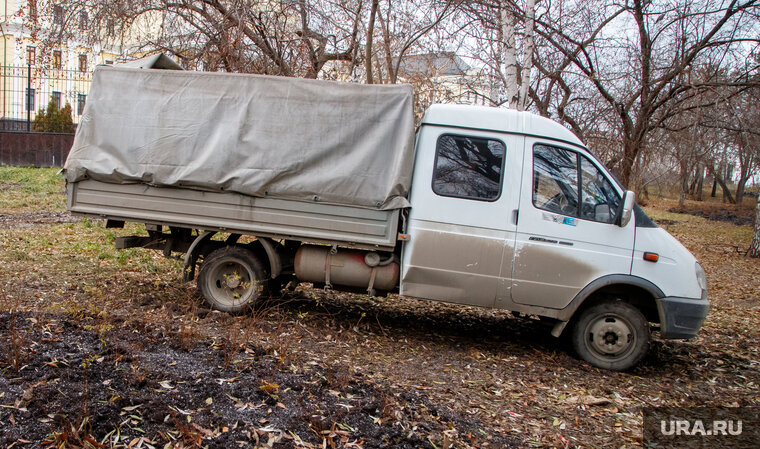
571,300,650,371
197,246,268,313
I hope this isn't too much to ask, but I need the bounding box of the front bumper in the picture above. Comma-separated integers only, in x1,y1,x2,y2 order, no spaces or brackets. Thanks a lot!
656,295,709,339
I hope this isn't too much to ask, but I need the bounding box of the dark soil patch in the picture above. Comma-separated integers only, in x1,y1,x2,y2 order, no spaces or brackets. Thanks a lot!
0,211,78,228
0,311,519,448
668,204,755,226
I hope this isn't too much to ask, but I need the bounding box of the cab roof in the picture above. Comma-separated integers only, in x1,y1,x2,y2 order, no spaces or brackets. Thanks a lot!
421,104,585,149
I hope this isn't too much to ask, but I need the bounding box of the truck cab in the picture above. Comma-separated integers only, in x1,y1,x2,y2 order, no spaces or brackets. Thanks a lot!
400,104,709,370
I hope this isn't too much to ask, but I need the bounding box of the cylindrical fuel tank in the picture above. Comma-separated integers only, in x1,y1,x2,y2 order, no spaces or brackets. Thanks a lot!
294,245,399,291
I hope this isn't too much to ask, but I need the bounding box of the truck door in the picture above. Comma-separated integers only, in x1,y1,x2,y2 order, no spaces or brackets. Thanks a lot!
399,126,522,307
511,141,634,309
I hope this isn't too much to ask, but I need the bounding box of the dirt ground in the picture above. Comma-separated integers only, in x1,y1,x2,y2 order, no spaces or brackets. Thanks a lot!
668,201,757,227
0,211,78,228
1,172,759,448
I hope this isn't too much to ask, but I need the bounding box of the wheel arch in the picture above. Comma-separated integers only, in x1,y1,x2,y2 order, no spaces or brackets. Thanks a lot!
555,275,665,333
244,237,283,279
182,231,286,282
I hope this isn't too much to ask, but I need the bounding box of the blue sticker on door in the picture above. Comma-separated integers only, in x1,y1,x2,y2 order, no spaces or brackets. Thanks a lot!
542,212,577,226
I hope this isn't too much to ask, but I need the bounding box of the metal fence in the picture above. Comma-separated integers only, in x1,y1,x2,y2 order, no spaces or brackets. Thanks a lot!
0,65,92,132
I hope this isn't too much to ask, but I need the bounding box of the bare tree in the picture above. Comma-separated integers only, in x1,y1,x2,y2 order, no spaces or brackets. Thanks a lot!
532,0,760,187
365,0,379,83
34,0,365,77
456,0,537,110
712,88,759,204
371,0,458,84
674,79,760,204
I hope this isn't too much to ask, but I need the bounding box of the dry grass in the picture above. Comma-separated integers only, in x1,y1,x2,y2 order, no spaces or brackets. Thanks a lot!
0,166,66,213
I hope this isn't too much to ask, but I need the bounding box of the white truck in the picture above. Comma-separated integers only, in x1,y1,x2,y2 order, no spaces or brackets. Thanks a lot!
64,63,708,370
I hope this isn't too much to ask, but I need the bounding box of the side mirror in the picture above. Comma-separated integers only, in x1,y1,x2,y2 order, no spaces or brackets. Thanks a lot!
595,204,611,223
619,190,635,227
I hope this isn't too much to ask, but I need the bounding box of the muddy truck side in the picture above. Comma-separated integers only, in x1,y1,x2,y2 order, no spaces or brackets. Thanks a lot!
65,65,708,371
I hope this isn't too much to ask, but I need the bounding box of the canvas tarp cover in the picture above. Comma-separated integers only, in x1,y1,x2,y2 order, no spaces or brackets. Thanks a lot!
64,66,415,210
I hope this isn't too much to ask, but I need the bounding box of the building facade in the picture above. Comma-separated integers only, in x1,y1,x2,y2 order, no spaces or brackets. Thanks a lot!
0,0,159,129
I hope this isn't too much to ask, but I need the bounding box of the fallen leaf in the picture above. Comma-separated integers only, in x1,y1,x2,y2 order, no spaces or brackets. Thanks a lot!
260,381,279,393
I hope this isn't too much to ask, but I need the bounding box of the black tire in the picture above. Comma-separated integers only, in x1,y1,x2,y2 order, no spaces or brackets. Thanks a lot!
571,300,650,371
197,246,268,314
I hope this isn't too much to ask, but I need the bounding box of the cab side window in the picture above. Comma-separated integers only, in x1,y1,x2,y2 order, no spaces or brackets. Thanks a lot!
533,144,620,223
580,157,620,223
432,134,505,201
533,145,578,216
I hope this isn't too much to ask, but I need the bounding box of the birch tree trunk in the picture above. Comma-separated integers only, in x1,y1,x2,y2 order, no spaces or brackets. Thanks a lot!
498,0,535,111
500,4,519,109
517,0,535,111
750,195,760,258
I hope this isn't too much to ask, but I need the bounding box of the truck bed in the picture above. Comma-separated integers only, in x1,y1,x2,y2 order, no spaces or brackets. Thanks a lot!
67,180,400,250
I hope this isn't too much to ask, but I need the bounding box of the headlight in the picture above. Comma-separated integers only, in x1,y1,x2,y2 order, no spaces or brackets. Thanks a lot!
695,262,707,291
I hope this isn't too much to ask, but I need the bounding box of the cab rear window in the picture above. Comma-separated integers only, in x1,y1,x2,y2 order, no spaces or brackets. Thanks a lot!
432,134,505,201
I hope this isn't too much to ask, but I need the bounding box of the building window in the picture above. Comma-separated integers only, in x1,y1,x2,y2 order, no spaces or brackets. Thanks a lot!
28,0,37,22
53,50,62,69
78,11,88,30
26,46,36,64
52,91,62,109
77,94,86,115
432,134,505,201
78,54,88,72
26,88,35,111
53,5,64,25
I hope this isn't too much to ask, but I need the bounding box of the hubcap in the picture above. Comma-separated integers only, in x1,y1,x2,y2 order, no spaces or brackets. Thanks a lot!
586,315,635,359
205,258,258,307
225,276,241,289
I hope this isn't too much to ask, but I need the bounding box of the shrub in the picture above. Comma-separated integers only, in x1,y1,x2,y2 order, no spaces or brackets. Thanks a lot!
32,100,75,133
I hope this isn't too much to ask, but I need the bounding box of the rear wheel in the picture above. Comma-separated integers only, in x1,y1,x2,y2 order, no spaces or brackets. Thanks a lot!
571,300,649,371
197,246,267,313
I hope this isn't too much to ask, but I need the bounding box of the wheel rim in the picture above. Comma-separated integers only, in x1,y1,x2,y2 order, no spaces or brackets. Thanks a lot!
584,313,637,361
203,257,259,308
